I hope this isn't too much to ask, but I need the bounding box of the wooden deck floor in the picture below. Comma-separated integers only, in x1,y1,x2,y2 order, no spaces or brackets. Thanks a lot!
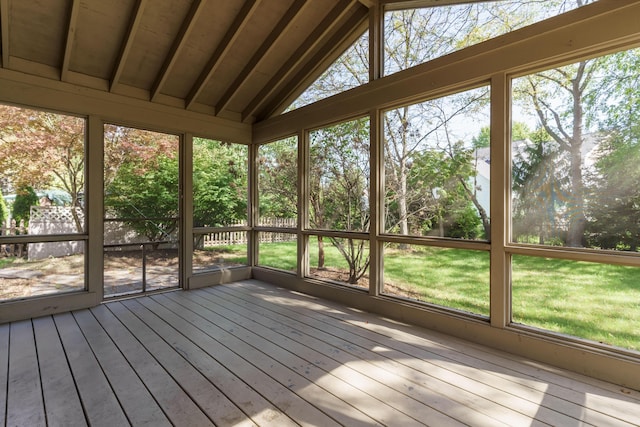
1,280,639,426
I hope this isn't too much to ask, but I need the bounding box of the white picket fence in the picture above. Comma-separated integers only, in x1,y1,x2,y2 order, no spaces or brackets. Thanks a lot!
201,218,296,247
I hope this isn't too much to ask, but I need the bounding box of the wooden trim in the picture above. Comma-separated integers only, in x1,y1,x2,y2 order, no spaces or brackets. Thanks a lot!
506,244,640,268
188,266,251,289
0,68,251,143
0,234,87,244
151,0,206,102
215,0,309,115
489,72,510,328
369,2,382,81
0,0,8,68
110,0,147,92
186,0,259,110
253,0,640,142
242,0,359,122
194,225,252,234
303,229,370,241
248,143,258,267
380,234,490,251
182,133,193,289
86,115,104,302
0,292,98,324
61,0,80,82
369,110,382,296
298,130,307,279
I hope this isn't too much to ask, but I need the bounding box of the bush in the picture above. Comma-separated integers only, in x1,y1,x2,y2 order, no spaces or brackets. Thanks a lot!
0,194,8,228
12,186,38,225
448,204,482,239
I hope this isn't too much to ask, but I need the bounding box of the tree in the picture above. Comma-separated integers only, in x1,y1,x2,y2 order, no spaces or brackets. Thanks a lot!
511,127,570,245
0,105,85,230
585,48,640,251
193,139,247,228
310,118,370,283
105,153,178,246
103,125,180,245
586,134,640,251
0,193,7,229
12,186,39,226
384,88,490,239
257,138,298,222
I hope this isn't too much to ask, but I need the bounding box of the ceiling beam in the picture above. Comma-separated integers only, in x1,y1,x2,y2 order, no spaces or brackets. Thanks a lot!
358,0,377,7
151,0,206,102
242,0,358,122
110,0,147,92
1,0,9,68
258,5,368,120
215,0,309,115
185,0,259,110
61,0,80,82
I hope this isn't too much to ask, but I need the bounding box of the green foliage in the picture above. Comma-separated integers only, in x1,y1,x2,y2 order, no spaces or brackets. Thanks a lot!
12,186,38,225
105,154,179,242
447,204,482,239
0,194,8,227
586,132,640,251
258,138,297,221
193,139,247,227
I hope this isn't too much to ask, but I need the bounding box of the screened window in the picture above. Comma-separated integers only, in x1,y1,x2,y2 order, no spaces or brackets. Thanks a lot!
384,86,490,240
258,136,298,228
192,138,248,274
384,1,589,76
0,104,86,301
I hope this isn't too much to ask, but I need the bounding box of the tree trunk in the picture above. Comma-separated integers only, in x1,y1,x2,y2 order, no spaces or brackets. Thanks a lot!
317,236,325,269
566,68,586,247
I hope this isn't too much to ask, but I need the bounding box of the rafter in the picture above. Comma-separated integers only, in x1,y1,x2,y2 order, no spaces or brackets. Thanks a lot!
242,0,358,122
185,0,259,110
215,0,309,115
151,0,206,102
1,0,9,68
61,0,80,81
257,5,368,120
110,0,147,92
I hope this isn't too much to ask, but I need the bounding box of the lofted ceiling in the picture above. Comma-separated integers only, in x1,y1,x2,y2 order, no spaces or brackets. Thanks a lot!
0,0,373,124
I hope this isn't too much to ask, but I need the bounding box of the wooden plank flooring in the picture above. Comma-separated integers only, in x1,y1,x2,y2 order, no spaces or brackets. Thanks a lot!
1,279,640,426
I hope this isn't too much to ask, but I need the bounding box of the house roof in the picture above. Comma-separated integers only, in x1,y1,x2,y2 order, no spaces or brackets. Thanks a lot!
0,0,373,124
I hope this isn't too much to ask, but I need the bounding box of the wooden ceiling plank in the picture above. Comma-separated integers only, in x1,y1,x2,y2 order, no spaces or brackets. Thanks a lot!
259,5,368,120
1,0,9,68
110,0,147,92
185,0,259,110
61,0,80,82
151,0,207,102
215,0,309,115
242,0,358,122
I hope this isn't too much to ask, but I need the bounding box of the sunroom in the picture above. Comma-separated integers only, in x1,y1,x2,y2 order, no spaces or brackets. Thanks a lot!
1,0,639,425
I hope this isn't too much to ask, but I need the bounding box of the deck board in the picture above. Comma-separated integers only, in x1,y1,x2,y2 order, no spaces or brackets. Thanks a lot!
0,323,9,427
53,312,129,427
217,284,598,426
32,316,86,427
89,304,213,426
105,300,249,427
2,279,640,426
72,308,171,426
6,320,45,427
